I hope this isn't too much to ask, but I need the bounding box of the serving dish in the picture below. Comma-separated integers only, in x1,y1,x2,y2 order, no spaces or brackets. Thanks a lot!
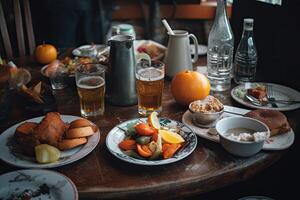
0,169,78,200
106,117,197,166
0,115,100,168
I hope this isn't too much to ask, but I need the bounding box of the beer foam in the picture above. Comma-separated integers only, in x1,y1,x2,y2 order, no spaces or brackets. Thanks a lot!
77,76,105,89
136,67,164,81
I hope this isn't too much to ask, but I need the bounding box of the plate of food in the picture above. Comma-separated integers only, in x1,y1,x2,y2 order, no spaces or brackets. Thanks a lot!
231,82,300,111
106,112,197,165
72,44,109,57
0,169,78,200
134,40,167,61
182,106,294,150
0,112,100,168
41,56,108,77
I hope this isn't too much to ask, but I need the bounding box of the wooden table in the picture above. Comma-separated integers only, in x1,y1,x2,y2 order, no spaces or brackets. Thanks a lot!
0,55,298,200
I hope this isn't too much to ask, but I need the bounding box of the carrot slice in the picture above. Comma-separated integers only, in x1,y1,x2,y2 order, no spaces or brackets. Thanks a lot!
162,143,182,159
119,139,136,151
137,144,153,158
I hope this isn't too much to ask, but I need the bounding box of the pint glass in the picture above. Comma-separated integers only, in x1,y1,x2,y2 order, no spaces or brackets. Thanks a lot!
75,64,106,118
136,60,165,116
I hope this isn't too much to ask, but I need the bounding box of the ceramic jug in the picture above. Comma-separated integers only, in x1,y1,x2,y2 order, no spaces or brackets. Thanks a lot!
106,35,137,106
165,30,198,78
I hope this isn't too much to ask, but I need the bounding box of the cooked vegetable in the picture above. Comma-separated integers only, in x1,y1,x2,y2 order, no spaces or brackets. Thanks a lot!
137,144,153,157
135,123,156,136
124,150,145,160
118,139,136,150
136,136,151,145
162,143,181,159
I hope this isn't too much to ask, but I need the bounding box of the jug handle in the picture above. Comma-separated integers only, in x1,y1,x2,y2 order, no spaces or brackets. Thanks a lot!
189,34,198,64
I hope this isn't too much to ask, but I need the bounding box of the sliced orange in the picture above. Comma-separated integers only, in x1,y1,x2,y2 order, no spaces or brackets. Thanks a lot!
148,111,161,130
159,130,185,144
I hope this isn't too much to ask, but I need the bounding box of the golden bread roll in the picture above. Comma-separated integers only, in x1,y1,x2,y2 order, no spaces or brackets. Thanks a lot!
58,138,88,150
69,118,98,132
245,109,291,136
65,126,95,139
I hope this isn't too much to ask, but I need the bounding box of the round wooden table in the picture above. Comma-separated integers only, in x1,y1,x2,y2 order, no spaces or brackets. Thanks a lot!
0,55,298,200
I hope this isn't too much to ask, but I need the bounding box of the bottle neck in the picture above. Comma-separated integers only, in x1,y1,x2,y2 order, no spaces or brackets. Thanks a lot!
242,24,254,38
215,0,228,21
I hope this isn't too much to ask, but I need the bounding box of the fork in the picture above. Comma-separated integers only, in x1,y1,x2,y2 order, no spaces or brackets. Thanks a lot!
266,85,278,108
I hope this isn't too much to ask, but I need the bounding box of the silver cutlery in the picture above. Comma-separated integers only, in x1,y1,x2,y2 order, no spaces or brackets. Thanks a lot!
266,85,278,108
245,94,300,106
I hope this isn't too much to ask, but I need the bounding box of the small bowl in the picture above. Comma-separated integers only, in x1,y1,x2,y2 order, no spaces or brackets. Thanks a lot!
216,117,270,157
188,97,224,125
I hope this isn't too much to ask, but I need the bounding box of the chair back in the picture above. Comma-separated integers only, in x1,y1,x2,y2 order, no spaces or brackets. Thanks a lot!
0,0,35,59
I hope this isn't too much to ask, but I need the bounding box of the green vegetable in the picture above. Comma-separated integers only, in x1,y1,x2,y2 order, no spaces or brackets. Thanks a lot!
136,136,151,145
124,150,145,160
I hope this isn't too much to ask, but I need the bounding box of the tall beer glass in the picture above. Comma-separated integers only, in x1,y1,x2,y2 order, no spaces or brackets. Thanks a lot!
75,64,106,118
136,60,165,116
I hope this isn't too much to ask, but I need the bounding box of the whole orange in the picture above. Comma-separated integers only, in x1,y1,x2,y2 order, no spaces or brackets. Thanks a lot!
171,70,210,106
35,44,57,65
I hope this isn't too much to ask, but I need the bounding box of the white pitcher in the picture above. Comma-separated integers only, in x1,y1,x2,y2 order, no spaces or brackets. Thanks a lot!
165,30,198,78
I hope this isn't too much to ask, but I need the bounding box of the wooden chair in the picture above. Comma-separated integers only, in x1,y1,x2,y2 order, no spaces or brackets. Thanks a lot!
0,0,36,59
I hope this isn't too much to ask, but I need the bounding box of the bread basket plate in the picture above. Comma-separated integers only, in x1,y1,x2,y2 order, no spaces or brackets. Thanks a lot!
0,169,78,200
182,106,295,150
72,44,109,57
231,82,300,111
0,115,100,168
106,117,197,166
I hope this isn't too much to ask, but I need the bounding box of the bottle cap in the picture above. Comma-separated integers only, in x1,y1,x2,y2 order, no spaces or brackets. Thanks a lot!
243,18,254,30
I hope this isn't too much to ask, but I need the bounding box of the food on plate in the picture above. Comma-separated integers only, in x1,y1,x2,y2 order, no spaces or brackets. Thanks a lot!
118,112,185,160
247,85,267,102
171,71,210,106
14,112,98,160
35,144,61,163
58,138,88,151
69,118,98,132
137,42,165,60
245,109,291,136
44,56,106,76
224,128,269,142
189,96,223,113
19,83,44,104
35,44,58,64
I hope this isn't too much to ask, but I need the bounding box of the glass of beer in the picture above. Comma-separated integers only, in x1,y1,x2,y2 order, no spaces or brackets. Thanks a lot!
75,64,106,118
136,60,165,116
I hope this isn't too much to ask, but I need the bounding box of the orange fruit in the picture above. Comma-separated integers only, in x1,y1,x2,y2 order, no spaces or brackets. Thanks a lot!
35,44,57,65
171,70,210,106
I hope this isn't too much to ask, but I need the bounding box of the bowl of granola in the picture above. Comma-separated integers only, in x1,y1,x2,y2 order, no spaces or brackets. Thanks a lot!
188,95,224,125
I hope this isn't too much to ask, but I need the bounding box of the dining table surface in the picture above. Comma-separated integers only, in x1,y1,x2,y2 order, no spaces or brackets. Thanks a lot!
0,50,299,200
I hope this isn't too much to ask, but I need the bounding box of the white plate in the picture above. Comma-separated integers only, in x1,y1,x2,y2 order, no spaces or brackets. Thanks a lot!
72,44,109,57
0,169,78,200
134,40,167,61
231,82,300,111
106,118,197,166
0,115,100,168
182,105,295,150
190,44,208,55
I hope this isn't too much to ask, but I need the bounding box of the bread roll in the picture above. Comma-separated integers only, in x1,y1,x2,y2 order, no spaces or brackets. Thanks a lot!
245,109,291,136
69,118,98,132
58,138,88,150
65,127,95,139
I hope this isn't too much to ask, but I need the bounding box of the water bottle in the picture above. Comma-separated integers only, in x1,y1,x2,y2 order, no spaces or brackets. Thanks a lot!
234,18,258,84
207,0,234,91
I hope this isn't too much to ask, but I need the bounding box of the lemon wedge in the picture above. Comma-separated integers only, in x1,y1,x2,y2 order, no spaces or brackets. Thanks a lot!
35,144,60,164
148,111,161,130
159,130,185,144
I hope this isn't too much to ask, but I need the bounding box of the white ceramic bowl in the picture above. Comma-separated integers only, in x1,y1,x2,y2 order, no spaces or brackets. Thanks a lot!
216,116,270,157
188,97,224,125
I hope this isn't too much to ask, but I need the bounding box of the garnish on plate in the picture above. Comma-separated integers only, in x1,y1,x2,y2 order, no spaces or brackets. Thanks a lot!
118,112,185,160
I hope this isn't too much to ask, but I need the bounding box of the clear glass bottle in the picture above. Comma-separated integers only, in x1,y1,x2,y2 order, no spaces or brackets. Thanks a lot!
234,18,258,84
207,0,234,91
